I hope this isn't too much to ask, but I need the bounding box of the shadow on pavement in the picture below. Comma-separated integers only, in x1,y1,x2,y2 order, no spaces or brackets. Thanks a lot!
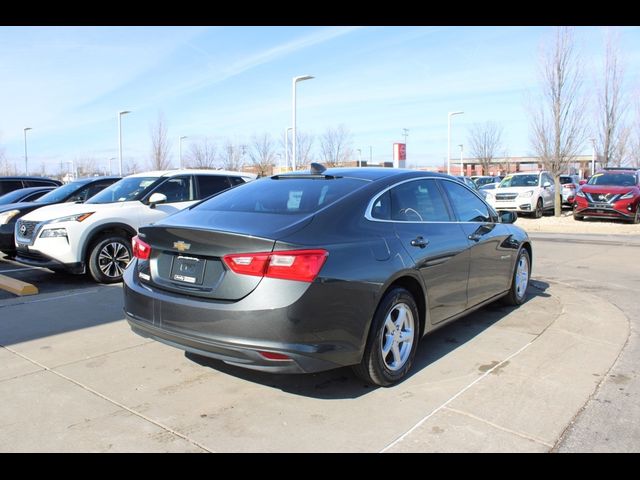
186,283,549,399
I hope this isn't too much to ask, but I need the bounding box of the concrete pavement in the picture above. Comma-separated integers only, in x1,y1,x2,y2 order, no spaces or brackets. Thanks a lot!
0,274,629,452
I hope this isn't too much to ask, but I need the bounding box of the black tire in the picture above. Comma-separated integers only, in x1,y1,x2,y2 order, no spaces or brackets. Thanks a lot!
87,234,132,284
534,198,543,219
631,208,640,224
503,248,530,306
353,287,420,387
573,210,584,221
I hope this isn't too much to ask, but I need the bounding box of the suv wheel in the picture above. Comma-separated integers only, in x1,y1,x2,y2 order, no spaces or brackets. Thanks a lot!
353,287,419,387
87,234,132,283
534,198,543,218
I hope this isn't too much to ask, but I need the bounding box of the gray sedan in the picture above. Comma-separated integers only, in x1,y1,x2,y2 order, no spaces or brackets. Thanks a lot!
124,166,532,386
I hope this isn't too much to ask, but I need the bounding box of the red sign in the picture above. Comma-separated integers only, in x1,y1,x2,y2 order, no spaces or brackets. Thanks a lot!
393,143,406,161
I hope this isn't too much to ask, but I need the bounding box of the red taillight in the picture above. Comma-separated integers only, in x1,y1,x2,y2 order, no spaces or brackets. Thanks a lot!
258,351,291,361
223,249,328,283
132,235,151,260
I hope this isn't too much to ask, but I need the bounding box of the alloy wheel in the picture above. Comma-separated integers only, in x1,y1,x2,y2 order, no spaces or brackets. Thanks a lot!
380,303,415,371
98,241,131,278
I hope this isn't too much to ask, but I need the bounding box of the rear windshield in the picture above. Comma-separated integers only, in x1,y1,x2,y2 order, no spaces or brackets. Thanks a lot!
196,177,368,214
588,173,637,187
560,176,575,184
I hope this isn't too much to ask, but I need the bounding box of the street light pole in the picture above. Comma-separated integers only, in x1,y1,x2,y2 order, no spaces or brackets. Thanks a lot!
23,127,32,175
292,75,314,170
118,110,131,177
459,144,464,176
179,136,188,169
589,138,596,176
285,127,293,171
447,111,464,175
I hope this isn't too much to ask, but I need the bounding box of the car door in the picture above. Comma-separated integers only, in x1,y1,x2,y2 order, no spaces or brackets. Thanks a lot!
143,175,198,225
383,178,470,324
541,172,555,208
438,178,515,306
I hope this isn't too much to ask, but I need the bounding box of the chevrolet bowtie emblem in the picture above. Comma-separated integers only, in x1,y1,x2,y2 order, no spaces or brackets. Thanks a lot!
173,241,191,252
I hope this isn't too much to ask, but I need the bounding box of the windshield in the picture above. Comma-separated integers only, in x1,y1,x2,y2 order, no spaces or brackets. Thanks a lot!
499,175,539,188
475,177,498,187
588,173,637,187
86,177,159,204
0,188,43,204
196,177,368,215
35,182,86,203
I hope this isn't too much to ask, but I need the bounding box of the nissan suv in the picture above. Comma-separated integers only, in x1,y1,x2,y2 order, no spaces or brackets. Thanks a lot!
14,169,256,283
484,171,555,218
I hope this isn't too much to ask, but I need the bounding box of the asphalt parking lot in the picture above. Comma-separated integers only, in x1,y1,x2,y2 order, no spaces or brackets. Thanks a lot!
0,235,638,452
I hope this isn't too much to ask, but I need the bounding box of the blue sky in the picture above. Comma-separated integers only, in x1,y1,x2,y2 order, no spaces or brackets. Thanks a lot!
1,26,639,174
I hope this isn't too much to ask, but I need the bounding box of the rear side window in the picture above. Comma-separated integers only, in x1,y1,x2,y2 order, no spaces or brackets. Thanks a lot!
153,176,195,203
386,179,451,222
25,179,58,187
228,176,246,187
196,175,232,199
197,177,367,214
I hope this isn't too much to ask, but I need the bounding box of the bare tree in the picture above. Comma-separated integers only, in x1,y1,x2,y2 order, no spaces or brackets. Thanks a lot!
250,133,276,177
124,158,140,176
467,121,503,175
529,26,588,216
149,112,172,170
219,140,244,171
0,136,11,175
319,125,353,167
595,30,629,167
185,137,218,169
295,131,315,169
75,157,99,177
630,100,640,168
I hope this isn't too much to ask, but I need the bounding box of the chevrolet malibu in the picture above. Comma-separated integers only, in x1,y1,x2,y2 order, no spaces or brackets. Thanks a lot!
124,166,532,386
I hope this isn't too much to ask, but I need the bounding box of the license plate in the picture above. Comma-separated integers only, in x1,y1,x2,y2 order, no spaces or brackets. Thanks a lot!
170,255,205,285
17,243,28,250
594,204,608,209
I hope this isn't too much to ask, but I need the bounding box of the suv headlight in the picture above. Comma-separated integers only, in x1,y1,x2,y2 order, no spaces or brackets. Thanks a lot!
484,192,494,201
620,191,636,200
519,190,534,198
576,190,586,198
40,228,68,238
0,210,20,225
49,212,95,224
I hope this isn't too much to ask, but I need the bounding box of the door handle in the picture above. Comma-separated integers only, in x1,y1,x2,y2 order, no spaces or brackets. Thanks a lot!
410,236,429,248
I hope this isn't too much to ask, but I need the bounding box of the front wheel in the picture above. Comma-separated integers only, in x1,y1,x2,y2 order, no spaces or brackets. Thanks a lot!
534,198,543,219
87,235,132,283
503,248,530,306
353,287,420,387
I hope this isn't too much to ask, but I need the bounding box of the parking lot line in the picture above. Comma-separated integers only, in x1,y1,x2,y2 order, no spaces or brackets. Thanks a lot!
0,274,38,296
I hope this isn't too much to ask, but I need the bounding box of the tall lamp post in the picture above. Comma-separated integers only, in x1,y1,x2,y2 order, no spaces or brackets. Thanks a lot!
458,144,464,176
357,148,362,168
285,127,293,171
447,111,464,175
118,110,131,177
23,127,32,175
292,75,314,170
179,136,188,168
589,138,596,177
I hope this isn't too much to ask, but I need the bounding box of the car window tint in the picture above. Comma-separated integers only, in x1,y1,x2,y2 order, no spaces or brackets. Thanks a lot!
25,179,57,187
0,180,24,195
228,176,246,187
154,176,194,203
197,177,367,215
371,191,391,220
22,190,49,202
388,179,451,222
440,179,491,223
196,175,231,199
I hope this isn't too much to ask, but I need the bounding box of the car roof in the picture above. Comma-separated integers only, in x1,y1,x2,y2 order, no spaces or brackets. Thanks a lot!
68,176,121,185
126,169,257,179
273,167,454,182
0,176,60,181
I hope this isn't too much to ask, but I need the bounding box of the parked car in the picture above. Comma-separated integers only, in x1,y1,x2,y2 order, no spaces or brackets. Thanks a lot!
484,171,555,218
123,165,532,387
472,176,503,188
480,183,499,191
0,186,55,205
560,174,580,206
456,175,488,199
14,169,256,282
573,170,640,223
0,177,120,257
0,176,62,196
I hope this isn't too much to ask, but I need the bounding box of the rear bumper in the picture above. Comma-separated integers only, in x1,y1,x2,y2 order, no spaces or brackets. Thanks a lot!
123,263,371,374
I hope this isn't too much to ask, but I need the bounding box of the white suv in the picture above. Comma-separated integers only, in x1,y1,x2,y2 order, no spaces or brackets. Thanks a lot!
484,171,555,218
14,169,255,283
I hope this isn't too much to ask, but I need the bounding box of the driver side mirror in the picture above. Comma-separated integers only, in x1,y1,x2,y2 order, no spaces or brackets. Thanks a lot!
148,192,167,209
543,181,552,188
498,210,517,224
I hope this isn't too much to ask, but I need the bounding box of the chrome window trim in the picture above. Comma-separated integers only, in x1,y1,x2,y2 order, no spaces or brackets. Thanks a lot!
364,176,497,224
